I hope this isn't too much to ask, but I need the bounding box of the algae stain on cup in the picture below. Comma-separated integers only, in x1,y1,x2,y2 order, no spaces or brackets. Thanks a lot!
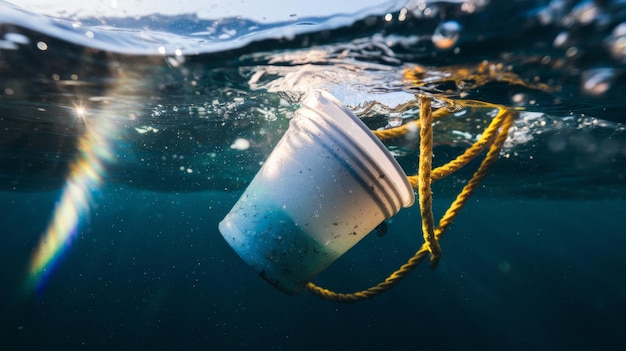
218,90,414,294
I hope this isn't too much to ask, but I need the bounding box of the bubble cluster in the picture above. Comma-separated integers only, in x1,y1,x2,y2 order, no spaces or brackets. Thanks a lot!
534,1,626,97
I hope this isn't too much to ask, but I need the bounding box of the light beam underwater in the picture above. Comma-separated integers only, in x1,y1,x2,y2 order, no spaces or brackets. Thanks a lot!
25,105,116,292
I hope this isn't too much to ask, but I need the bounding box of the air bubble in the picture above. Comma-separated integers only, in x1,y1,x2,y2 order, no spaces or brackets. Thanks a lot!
581,68,614,96
608,23,626,62
553,31,569,48
4,32,29,45
432,21,461,50
511,93,527,105
398,8,408,22
565,46,578,58
230,138,251,151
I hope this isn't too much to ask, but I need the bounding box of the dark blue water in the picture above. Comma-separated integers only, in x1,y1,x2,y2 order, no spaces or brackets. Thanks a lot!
2,0,626,350
3,191,625,350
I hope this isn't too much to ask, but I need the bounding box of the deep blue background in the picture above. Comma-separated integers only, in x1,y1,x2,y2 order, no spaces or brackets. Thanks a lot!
1,187,624,350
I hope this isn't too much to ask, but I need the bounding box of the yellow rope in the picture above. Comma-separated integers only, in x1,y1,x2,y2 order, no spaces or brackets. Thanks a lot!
435,108,515,238
426,102,508,182
416,97,441,268
305,97,516,302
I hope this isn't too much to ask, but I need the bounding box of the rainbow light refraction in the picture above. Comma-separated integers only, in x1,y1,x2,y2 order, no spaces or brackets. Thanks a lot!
26,107,116,291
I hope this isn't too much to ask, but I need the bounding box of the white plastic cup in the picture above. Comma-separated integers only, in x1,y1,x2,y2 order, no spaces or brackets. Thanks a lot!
218,90,414,294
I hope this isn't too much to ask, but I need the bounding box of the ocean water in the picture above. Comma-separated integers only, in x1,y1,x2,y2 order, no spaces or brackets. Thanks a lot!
1,0,626,350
